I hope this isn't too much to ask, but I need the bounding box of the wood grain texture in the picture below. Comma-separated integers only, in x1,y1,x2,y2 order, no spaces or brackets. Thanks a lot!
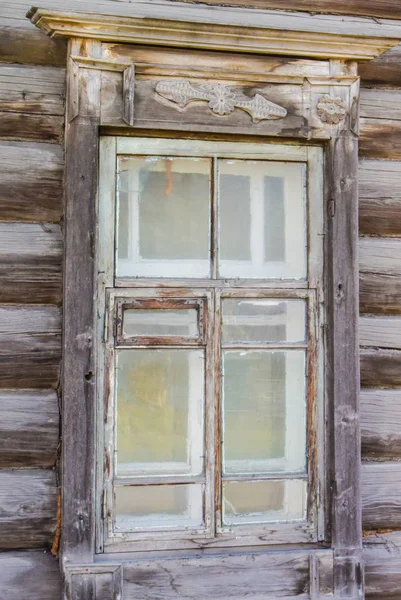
361,389,401,458
0,550,60,600
0,26,66,67
360,273,401,315
359,160,401,237
360,119,401,160
0,141,63,222
360,238,401,276
0,112,63,144
360,316,401,349
360,350,401,387
364,531,401,599
0,64,65,115
362,462,401,530
360,89,401,122
0,469,57,549
0,391,59,467
0,223,62,304
0,305,61,389
359,44,401,87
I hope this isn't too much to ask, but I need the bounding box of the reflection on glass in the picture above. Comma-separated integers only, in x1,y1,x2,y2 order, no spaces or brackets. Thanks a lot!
222,299,306,345
223,479,307,524
117,156,211,277
222,350,306,474
218,160,306,279
115,484,203,530
116,349,204,476
123,308,199,338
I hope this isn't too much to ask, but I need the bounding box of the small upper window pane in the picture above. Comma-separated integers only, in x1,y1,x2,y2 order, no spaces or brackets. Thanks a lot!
218,160,307,279
123,308,199,338
116,156,211,277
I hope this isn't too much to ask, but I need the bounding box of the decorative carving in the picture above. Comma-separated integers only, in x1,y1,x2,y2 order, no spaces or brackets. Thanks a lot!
155,80,287,123
317,95,347,124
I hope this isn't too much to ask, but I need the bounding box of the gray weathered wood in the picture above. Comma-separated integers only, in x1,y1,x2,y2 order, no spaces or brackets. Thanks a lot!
325,133,362,595
360,316,401,349
0,550,61,600
0,469,57,549
362,462,401,530
360,118,401,160
0,140,63,222
360,88,401,121
0,391,59,467
359,44,401,87
360,350,401,387
360,238,401,276
364,531,401,599
0,64,65,115
359,160,401,236
360,273,401,315
0,223,62,304
361,389,401,458
0,305,61,388
0,25,66,67
0,111,63,143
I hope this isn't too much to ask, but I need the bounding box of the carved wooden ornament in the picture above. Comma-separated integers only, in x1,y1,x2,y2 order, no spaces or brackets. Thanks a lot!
155,80,287,123
317,95,347,124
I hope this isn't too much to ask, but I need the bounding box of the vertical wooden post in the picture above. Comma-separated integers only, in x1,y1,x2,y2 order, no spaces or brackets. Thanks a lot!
325,64,363,598
61,39,102,566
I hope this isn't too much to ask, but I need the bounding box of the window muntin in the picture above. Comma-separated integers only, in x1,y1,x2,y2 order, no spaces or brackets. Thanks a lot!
99,138,324,552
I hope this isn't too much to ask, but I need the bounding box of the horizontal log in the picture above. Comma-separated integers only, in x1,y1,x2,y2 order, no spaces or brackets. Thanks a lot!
0,223,62,304
359,160,401,236
360,350,401,387
0,550,60,600
362,462,401,530
360,89,401,122
360,118,401,161
0,112,63,144
0,469,57,549
0,141,63,222
360,44,401,87
360,317,401,349
361,389,401,458
360,273,401,315
0,26,66,67
0,64,65,115
360,238,401,276
0,391,59,468
0,305,61,389
364,531,401,599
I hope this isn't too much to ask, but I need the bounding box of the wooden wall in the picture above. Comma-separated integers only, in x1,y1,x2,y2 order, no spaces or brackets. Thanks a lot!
1,1,401,599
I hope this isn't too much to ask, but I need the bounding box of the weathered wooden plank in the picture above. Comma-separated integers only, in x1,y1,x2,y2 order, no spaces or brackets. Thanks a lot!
0,112,63,143
360,89,401,121
0,223,62,304
0,64,65,115
0,140,63,222
362,462,401,530
0,469,57,549
361,389,401,458
0,550,61,600
359,44,401,87
360,118,401,160
360,273,401,315
360,317,401,349
360,350,401,387
0,26,66,67
0,305,61,389
359,160,401,236
0,391,59,467
360,238,401,276
364,531,401,599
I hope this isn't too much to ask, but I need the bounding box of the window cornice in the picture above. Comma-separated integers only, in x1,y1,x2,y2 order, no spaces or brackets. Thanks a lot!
27,3,401,61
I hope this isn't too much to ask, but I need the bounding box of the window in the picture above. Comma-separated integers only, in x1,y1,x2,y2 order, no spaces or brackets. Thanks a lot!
97,137,324,552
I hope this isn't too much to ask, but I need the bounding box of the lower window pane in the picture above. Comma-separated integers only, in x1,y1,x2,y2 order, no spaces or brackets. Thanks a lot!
222,479,307,525
114,484,204,530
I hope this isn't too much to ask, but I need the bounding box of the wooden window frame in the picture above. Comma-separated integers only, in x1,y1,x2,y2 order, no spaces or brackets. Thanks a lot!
27,4,401,598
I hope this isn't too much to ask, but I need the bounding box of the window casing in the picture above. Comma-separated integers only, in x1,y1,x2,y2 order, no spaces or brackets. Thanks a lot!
97,137,324,553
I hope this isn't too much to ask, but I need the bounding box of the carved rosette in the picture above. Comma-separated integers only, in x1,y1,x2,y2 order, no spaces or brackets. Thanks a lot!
155,79,287,123
317,95,347,125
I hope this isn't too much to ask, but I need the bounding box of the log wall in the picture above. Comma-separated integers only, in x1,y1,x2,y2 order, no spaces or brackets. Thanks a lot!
1,0,401,598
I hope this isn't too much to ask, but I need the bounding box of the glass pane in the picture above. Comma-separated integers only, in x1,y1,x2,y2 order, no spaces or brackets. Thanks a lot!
116,156,211,277
123,308,199,338
223,479,307,525
222,299,306,345
115,484,203,530
116,349,204,476
218,160,306,279
222,350,306,474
